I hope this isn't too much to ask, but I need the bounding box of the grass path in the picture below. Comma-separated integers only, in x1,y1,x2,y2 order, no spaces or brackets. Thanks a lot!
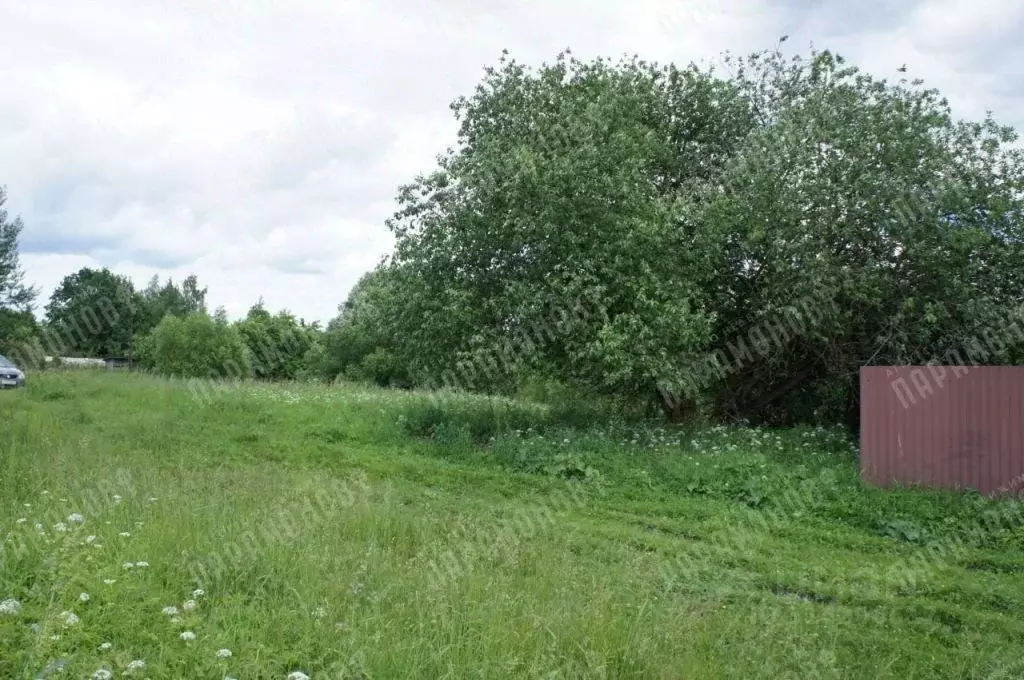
2,372,1023,678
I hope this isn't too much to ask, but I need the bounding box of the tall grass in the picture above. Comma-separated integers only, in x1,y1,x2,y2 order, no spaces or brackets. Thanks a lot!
2,372,1023,678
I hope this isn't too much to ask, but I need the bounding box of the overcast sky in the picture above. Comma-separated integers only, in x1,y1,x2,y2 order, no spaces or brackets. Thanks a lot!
1,0,1021,324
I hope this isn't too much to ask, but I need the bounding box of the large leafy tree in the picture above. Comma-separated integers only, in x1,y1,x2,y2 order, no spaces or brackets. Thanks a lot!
0,187,38,315
387,50,751,414
137,274,208,335
688,49,1024,425
383,45,1024,424
44,267,140,357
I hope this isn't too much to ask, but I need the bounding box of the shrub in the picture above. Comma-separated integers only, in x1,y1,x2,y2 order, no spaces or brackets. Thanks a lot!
138,313,252,380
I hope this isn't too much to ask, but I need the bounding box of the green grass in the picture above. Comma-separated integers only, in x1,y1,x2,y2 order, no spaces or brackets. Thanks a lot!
2,372,1024,679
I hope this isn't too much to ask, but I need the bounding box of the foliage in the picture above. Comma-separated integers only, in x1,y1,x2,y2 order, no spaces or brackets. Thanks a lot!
136,274,209,336
386,50,744,413
319,265,413,387
690,49,1024,426
383,45,1024,425
0,309,40,361
7,43,1024,431
234,301,320,381
0,187,37,314
135,312,251,380
43,267,140,358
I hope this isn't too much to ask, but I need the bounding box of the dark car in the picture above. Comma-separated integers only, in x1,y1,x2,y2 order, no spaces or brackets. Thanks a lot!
0,354,26,388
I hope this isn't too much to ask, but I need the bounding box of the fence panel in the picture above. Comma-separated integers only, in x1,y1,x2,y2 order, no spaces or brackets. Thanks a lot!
860,366,1024,495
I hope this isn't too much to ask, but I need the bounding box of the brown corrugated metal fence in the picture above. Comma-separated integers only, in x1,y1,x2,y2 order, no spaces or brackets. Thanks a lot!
860,366,1024,496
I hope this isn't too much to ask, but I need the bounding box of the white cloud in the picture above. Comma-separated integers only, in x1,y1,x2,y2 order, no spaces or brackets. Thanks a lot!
1,0,1021,323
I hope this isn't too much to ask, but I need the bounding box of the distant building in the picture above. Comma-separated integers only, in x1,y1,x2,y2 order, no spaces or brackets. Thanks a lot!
57,357,106,368
43,356,112,368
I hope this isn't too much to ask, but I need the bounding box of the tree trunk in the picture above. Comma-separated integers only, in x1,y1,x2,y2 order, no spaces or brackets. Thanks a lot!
656,388,694,423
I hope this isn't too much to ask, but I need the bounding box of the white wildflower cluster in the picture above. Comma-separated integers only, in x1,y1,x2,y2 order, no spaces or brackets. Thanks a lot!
4,494,324,678
124,659,146,673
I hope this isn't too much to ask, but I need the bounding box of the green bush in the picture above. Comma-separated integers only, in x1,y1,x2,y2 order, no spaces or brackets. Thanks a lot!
234,304,319,381
136,312,252,380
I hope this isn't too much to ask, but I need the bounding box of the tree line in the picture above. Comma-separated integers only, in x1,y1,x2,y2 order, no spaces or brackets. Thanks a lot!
1,192,327,381
3,43,1023,427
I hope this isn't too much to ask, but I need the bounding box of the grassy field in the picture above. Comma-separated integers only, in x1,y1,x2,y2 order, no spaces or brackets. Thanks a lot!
2,371,1024,679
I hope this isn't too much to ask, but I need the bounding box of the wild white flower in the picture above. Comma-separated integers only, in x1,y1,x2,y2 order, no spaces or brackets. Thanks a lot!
23,503,31,508
119,532,131,538
124,659,146,672
148,497,157,502
60,611,79,626
34,522,43,530
287,672,311,680
15,518,26,524
122,562,135,570
93,543,103,548
311,606,327,619
79,592,90,602
86,535,97,543
170,616,181,624
161,606,179,616
182,599,197,611
180,630,196,641
216,648,232,658
99,642,112,651
54,522,68,532
112,495,123,504
91,670,112,680
134,561,149,568
68,513,85,523
192,588,205,598
0,598,22,615
103,579,116,585
49,634,60,640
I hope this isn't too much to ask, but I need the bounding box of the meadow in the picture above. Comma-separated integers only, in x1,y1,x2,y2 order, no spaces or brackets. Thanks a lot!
2,371,1024,679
